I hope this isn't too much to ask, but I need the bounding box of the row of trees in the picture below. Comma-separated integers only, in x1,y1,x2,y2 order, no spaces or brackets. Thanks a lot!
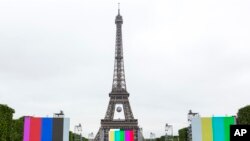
69,131,88,141
237,105,250,124
150,135,179,141
0,104,24,141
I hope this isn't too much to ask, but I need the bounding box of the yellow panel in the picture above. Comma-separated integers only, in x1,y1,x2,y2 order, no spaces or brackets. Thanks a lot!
109,130,114,141
201,117,213,141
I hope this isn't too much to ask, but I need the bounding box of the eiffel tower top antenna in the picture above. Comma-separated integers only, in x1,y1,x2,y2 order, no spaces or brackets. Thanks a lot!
118,3,120,15
112,3,127,93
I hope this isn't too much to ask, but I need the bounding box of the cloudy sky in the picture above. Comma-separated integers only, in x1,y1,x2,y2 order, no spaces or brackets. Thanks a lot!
1,0,250,138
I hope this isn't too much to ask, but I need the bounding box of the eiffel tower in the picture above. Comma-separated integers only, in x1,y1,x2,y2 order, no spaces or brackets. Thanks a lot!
94,5,141,141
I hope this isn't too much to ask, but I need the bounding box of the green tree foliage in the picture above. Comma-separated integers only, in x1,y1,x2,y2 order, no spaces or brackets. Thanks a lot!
69,131,88,141
11,117,24,141
178,127,188,141
146,135,179,141
0,104,15,141
237,105,250,124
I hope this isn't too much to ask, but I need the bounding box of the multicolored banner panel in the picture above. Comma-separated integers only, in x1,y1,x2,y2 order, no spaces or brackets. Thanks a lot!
109,129,134,141
23,117,70,141
191,116,236,141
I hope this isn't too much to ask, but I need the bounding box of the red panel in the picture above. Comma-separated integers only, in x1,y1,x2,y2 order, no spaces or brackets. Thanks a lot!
29,117,41,141
130,130,134,141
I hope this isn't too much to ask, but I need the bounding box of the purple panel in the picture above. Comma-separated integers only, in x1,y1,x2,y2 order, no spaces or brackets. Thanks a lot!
125,131,130,141
23,117,30,141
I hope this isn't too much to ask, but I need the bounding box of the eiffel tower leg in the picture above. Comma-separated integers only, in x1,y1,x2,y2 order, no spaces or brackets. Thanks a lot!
104,99,115,120
123,100,134,120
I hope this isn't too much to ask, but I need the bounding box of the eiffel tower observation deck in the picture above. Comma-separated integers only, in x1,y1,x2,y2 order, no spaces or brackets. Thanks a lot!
94,4,143,141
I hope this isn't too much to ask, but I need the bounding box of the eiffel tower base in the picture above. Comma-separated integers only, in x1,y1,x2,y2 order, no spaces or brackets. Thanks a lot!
94,119,139,141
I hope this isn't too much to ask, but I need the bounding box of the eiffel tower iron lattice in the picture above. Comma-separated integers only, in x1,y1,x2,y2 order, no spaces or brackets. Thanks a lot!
94,6,142,141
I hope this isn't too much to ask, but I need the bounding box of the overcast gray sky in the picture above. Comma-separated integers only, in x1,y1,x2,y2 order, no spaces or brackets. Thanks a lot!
1,0,250,138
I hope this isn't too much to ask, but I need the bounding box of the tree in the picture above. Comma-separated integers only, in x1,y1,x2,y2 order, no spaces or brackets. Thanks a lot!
69,131,88,141
237,105,250,124
0,104,15,141
11,117,24,141
178,127,188,141
146,135,179,141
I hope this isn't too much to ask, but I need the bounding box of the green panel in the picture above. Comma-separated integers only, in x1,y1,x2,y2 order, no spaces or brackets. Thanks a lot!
201,117,213,141
120,130,125,141
224,117,235,141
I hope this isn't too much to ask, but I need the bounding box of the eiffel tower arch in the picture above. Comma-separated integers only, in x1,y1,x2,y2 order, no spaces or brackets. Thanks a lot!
94,6,142,141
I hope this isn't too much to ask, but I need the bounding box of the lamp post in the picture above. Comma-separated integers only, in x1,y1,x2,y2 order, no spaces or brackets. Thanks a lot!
138,127,143,141
74,123,82,141
150,132,155,141
165,124,173,141
165,124,168,141
88,132,94,141
53,110,64,118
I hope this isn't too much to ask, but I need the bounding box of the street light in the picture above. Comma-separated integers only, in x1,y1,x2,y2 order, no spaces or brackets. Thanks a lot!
74,123,82,141
165,124,173,141
88,132,94,141
138,127,143,141
188,110,199,123
53,110,64,118
150,132,155,141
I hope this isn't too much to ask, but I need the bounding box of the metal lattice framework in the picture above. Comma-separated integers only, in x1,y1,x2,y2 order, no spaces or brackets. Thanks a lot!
94,6,142,141
112,8,126,93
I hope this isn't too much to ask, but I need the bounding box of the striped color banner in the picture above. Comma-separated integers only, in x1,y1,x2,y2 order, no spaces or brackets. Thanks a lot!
109,129,134,141
129,130,134,141
23,117,70,141
109,130,115,141
41,118,53,141
224,117,235,141
125,131,130,141
23,117,31,141
30,117,41,141
120,130,125,141
201,117,213,141
63,118,70,141
115,130,120,141
52,118,64,141
192,117,202,141
191,116,236,141
212,117,225,141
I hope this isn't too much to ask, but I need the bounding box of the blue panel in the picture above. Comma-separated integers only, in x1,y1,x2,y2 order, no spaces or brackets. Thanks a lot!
191,117,202,141
41,118,53,141
212,117,225,141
